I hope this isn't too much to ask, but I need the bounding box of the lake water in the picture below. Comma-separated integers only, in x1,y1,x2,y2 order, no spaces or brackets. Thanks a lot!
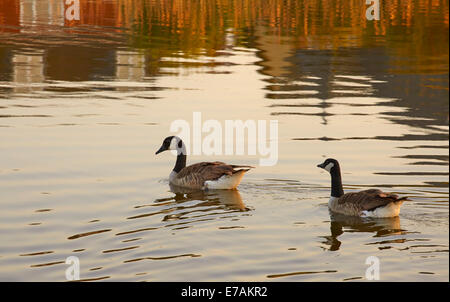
0,0,448,282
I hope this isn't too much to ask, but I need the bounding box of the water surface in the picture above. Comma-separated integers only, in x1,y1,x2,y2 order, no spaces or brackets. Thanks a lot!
0,0,448,281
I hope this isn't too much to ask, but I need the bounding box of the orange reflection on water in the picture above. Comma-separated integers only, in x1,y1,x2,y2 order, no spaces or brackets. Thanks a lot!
0,0,20,33
1,1,448,41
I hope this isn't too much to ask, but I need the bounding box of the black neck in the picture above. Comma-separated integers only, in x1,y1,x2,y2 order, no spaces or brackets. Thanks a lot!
173,153,186,173
330,165,344,198
173,139,187,173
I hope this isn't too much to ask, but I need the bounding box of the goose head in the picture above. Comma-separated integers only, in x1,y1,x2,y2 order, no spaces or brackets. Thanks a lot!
155,136,184,155
317,158,340,173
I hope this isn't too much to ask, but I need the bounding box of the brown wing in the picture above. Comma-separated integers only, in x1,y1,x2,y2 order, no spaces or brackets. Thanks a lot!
338,189,407,211
177,162,233,180
174,162,243,189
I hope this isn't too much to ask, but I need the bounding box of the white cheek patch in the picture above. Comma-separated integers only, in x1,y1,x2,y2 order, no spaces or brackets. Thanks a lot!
169,137,179,150
324,162,334,172
169,137,180,156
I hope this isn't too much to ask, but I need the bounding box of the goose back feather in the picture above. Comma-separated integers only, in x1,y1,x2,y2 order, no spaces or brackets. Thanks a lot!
172,161,252,189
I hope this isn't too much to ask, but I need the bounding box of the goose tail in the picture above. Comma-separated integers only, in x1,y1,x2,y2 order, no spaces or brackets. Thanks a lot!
230,165,255,169
393,196,409,204
232,168,251,174
204,169,249,190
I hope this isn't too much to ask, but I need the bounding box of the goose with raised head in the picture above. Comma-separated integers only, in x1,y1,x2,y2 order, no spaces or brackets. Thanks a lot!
317,158,408,218
156,136,253,190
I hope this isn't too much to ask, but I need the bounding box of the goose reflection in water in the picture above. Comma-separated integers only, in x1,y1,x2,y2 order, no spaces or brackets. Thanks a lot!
151,184,250,225
320,211,403,251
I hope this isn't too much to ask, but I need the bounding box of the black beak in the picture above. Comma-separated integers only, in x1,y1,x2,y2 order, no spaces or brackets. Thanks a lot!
317,163,325,169
155,146,165,155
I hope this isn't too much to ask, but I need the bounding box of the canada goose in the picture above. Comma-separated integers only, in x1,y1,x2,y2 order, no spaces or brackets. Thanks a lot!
317,158,408,217
155,136,253,190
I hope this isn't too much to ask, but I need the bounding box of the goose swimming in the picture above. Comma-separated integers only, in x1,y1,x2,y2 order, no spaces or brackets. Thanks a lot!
317,158,408,217
156,136,253,190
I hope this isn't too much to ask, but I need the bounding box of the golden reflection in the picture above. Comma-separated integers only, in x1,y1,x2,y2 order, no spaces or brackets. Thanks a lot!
0,0,447,76
127,185,249,227
320,212,403,251
168,183,248,212
0,0,19,33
